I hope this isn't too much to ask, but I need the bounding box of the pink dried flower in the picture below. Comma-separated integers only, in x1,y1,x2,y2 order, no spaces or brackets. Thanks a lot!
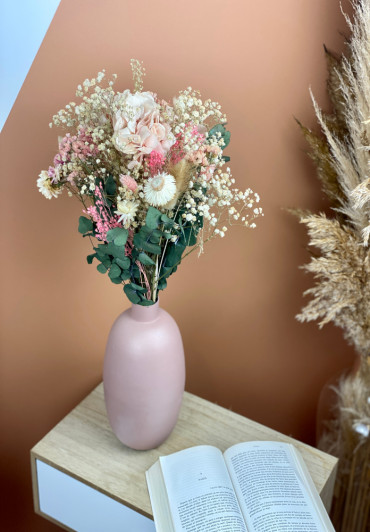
206,145,221,156
169,134,185,165
57,128,99,165
187,148,208,166
119,174,138,192
148,151,165,176
47,166,58,183
85,184,121,241
191,124,206,143
201,164,216,181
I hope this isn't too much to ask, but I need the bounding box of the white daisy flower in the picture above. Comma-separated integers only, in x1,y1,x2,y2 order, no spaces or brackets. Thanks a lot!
144,173,176,207
115,199,139,228
37,171,62,199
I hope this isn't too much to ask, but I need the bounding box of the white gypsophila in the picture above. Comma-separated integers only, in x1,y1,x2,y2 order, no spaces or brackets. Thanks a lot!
144,173,176,207
115,199,139,228
37,171,62,199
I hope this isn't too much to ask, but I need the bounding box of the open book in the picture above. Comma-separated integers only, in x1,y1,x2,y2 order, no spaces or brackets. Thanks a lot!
146,441,335,532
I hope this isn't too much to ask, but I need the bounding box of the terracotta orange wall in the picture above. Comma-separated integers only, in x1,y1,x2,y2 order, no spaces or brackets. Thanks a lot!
1,0,355,529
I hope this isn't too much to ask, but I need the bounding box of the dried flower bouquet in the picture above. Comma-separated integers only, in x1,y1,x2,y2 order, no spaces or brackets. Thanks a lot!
38,61,262,305
296,1,370,529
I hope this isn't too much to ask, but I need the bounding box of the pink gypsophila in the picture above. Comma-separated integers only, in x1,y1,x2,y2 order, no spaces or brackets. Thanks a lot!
55,128,99,166
85,184,121,241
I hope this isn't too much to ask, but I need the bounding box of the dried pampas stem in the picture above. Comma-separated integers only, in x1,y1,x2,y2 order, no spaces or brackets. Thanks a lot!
297,1,370,530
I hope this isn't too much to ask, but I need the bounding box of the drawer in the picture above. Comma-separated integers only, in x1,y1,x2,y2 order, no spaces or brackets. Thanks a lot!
34,459,156,531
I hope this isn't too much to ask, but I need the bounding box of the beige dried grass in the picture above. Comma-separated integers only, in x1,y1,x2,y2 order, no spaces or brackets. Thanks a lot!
297,0,370,357
164,159,195,209
297,1,370,530
318,360,370,531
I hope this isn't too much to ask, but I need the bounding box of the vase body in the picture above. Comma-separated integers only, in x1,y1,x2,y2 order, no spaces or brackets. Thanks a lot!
103,302,185,450
316,356,370,531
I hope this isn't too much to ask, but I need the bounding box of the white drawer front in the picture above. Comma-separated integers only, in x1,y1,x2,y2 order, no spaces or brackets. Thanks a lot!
36,460,156,531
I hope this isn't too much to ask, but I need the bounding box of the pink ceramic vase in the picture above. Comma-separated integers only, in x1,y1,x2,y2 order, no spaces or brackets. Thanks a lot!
103,301,185,450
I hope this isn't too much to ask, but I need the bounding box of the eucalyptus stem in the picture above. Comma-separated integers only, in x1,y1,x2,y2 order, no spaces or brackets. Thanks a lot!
156,232,215,284
152,254,159,302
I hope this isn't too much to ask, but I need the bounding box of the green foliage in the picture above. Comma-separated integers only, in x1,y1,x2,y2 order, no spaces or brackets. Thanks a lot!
156,201,203,292
97,263,107,274
134,226,162,254
108,263,121,279
209,123,231,150
138,252,155,266
145,207,163,230
80,203,203,305
133,207,172,255
105,174,117,197
78,216,93,235
92,240,132,284
115,257,130,269
145,206,175,230
106,227,128,247
123,282,155,306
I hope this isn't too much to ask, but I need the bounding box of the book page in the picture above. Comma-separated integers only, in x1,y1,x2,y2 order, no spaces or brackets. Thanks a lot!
224,441,333,532
159,445,248,532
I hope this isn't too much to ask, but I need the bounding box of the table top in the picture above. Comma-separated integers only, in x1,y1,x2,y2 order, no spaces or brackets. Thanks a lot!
31,383,337,518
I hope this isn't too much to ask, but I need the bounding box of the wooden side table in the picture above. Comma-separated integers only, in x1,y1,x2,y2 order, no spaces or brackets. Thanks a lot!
31,384,337,531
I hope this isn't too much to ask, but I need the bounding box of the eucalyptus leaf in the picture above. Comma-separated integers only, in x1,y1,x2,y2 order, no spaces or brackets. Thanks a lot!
124,284,141,304
130,282,147,293
131,264,141,280
158,277,167,291
110,277,122,284
101,242,126,260
161,242,186,275
183,226,197,247
131,249,139,262
108,263,121,279
150,228,163,244
97,263,107,274
139,299,156,306
115,232,128,247
145,207,162,229
101,257,112,269
106,227,128,246
141,241,162,254
120,270,131,281
106,227,123,242
86,253,96,264
78,216,93,234
161,213,174,226
115,257,130,270
208,123,231,149
138,252,155,266
105,174,116,196
134,231,161,255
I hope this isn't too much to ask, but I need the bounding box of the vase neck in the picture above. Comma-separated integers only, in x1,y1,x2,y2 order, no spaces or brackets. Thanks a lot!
130,301,159,322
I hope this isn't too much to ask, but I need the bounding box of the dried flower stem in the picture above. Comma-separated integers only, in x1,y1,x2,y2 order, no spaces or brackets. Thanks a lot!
297,1,370,529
